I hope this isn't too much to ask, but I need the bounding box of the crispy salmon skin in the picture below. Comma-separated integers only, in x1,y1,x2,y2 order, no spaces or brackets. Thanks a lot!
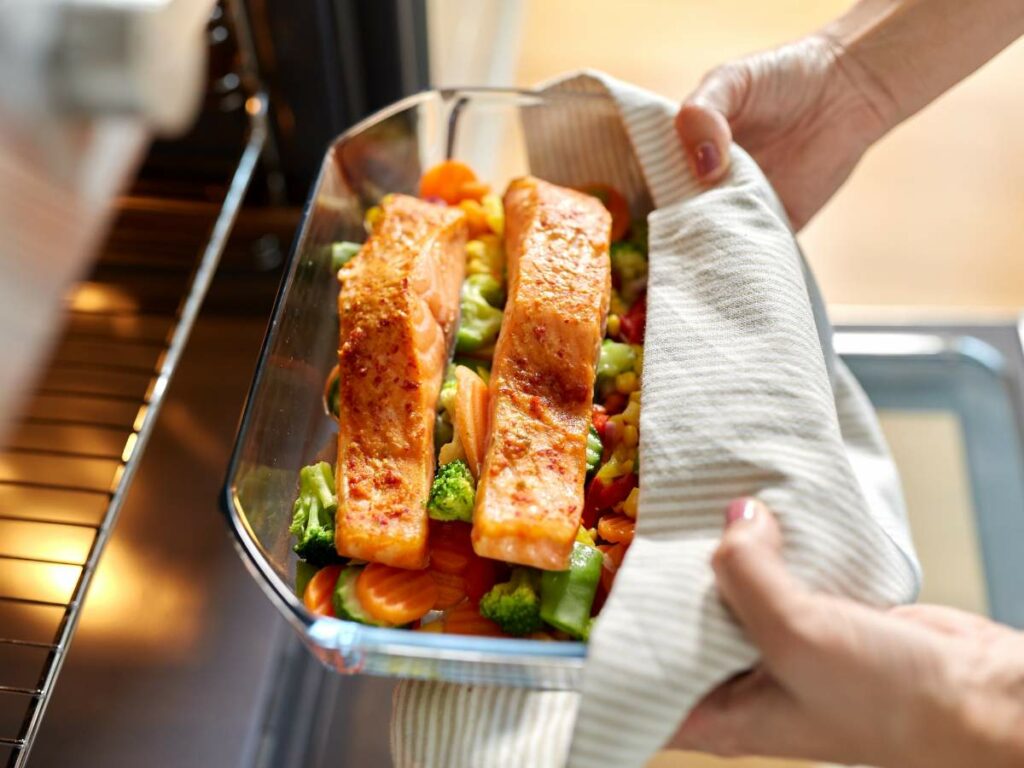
472,177,612,570
335,194,467,569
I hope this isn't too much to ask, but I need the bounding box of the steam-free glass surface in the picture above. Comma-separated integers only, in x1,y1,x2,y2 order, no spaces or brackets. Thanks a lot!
223,88,646,689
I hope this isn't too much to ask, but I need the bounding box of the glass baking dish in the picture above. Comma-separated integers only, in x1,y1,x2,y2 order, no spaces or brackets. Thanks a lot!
223,86,652,689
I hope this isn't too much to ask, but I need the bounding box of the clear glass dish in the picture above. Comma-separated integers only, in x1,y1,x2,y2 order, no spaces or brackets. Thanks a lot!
223,87,650,689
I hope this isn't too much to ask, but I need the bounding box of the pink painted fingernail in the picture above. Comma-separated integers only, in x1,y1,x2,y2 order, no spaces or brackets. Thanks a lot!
694,141,721,178
725,498,759,527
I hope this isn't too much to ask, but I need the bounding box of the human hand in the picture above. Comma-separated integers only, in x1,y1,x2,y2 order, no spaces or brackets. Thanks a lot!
675,35,889,230
670,498,1024,768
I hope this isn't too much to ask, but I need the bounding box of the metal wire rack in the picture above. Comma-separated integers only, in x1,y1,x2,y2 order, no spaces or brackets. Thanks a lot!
0,96,267,768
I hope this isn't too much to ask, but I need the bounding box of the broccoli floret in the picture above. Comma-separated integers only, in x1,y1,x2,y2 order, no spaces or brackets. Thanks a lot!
597,339,637,382
289,462,340,566
586,425,602,475
331,241,361,271
610,242,648,305
456,274,504,353
479,567,543,636
427,460,476,522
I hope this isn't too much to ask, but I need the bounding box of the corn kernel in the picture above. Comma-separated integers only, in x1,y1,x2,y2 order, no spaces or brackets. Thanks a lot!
481,193,504,236
616,487,640,519
364,205,383,233
623,400,641,424
615,371,639,394
610,290,628,317
622,424,639,448
606,314,621,337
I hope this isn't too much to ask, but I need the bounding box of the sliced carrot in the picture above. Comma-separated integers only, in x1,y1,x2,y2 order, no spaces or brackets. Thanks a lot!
303,564,342,617
355,562,438,625
454,365,490,478
458,180,491,203
419,160,480,205
443,601,505,637
579,182,630,242
597,513,635,545
431,570,467,610
429,521,474,574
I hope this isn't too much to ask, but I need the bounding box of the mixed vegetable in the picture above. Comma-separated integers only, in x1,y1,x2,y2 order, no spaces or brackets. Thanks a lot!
292,161,646,640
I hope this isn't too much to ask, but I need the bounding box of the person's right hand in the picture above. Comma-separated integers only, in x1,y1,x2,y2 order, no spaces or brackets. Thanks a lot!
671,498,1024,768
675,34,892,229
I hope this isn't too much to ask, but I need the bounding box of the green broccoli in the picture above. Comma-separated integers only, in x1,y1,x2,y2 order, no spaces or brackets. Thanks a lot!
586,425,603,475
331,241,361,271
479,567,543,636
456,274,504,353
289,462,340,565
427,460,476,522
610,242,648,305
597,339,637,382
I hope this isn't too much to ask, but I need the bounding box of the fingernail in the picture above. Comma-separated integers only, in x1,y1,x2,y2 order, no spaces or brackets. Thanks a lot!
694,141,721,178
725,498,759,527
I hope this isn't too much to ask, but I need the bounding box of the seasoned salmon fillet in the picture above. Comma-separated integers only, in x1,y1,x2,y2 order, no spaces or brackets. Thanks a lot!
472,177,612,570
335,194,467,569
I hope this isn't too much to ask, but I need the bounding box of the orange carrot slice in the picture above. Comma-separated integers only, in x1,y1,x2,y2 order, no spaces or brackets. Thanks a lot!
431,570,467,610
597,513,635,545
355,563,438,625
443,601,505,637
454,365,489,478
419,160,481,205
303,565,342,617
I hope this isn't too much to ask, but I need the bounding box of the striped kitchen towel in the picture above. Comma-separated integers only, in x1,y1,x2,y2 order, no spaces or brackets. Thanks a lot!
392,71,921,768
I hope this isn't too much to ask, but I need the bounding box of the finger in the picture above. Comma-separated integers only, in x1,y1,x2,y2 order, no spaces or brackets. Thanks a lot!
675,67,740,183
672,667,837,761
711,498,811,667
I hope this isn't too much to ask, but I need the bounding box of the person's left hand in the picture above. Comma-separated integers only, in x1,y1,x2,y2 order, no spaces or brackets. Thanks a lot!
669,498,1024,768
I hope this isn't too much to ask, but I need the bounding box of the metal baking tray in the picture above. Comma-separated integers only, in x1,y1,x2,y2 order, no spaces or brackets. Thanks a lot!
223,87,651,689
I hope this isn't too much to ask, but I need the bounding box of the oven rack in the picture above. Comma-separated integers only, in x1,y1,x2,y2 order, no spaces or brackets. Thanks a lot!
0,96,268,768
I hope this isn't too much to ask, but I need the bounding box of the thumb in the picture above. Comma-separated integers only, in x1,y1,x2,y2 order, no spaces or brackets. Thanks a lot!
675,66,742,183
712,498,808,666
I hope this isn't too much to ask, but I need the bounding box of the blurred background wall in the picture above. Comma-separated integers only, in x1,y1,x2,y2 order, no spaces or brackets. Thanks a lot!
432,0,1024,316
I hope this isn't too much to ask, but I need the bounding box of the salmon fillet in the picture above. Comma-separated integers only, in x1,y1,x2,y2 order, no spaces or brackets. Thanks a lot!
472,177,612,570
335,194,467,569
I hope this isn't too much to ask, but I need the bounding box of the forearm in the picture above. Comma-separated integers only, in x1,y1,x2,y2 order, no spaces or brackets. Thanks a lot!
823,0,1024,138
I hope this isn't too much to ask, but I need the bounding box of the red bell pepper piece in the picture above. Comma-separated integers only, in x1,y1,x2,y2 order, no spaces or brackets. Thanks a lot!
592,404,609,438
582,473,638,528
464,555,499,603
619,295,646,344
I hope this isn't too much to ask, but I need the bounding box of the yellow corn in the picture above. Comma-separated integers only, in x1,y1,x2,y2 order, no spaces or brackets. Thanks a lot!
615,371,639,394
610,289,628,317
481,193,504,236
622,400,640,426
364,205,383,233
616,487,640,519
622,424,639,448
606,314,621,337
